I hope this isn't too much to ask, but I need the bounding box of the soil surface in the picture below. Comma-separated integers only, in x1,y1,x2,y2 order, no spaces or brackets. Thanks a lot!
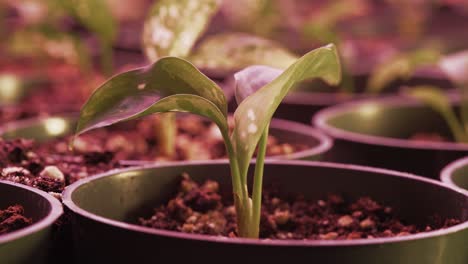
0,138,121,195
0,56,104,124
0,116,309,195
0,205,33,235
139,175,460,240
59,116,310,162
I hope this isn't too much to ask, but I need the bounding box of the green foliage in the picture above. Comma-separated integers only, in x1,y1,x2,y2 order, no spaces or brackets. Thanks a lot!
189,33,298,76
142,0,222,62
76,57,227,135
6,0,115,74
76,44,341,238
141,0,222,158
53,0,116,74
232,44,341,182
367,49,441,93
407,86,468,143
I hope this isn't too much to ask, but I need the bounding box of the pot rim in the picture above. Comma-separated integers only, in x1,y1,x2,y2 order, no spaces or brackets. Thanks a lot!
440,156,468,195
62,160,468,247
312,95,468,151
0,114,333,164
282,90,367,106
0,180,63,244
282,70,453,106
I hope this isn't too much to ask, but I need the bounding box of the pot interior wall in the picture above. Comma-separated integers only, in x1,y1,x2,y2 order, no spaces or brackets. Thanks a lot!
450,164,468,191
0,183,51,222
71,163,468,228
269,125,318,148
326,104,454,140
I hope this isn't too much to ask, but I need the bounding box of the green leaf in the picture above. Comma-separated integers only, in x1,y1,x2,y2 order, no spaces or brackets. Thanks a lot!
56,0,116,43
76,57,227,135
233,65,283,104
129,94,229,138
48,0,116,74
142,0,221,61
220,0,278,36
406,86,468,143
189,33,299,77
232,44,341,178
439,50,468,134
367,49,441,93
7,28,92,71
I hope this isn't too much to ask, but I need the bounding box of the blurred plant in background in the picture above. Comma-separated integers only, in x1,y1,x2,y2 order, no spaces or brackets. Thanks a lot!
2,0,116,75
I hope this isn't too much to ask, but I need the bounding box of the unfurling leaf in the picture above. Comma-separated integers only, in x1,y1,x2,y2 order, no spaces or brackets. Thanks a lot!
232,44,342,179
142,0,221,62
190,33,298,77
76,57,227,135
233,65,283,104
406,86,468,143
439,50,468,87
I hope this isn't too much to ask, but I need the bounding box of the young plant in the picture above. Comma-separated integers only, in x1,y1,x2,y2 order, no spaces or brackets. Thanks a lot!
367,48,441,93
75,44,341,238
141,0,221,158
141,0,302,158
406,51,468,143
6,0,116,75
52,0,117,75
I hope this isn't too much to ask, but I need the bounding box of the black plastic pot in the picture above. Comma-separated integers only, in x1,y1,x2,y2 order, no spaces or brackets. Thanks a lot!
441,156,468,194
0,115,332,163
63,161,468,263
273,72,453,124
0,181,63,264
313,96,468,179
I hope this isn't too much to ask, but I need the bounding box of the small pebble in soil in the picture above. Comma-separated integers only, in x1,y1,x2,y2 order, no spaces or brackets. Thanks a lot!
138,175,461,240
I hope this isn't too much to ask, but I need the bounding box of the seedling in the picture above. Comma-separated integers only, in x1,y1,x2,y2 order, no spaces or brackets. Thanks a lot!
367,48,441,93
6,0,116,75
407,51,468,143
141,0,302,158
75,44,341,238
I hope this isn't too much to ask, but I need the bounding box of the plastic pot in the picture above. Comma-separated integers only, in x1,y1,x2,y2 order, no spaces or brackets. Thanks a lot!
0,115,333,163
313,96,468,179
441,156,468,194
273,73,453,124
0,181,63,264
63,161,468,263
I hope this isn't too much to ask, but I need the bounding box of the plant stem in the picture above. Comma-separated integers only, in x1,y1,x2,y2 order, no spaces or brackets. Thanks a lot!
460,84,468,135
155,112,177,158
224,138,251,237
442,107,468,143
340,64,354,94
100,38,113,76
249,124,269,238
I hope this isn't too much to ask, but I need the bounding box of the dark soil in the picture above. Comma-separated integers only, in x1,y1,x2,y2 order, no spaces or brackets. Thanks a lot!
139,175,460,240
0,57,104,124
409,132,448,143
0,205,33,235
40,116,310,162
0,138,121,195
0,116,308,195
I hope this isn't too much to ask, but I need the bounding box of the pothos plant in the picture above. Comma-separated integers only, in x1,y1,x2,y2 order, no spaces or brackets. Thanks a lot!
75,44,341,238
141,0,300,158
406,50,468,143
